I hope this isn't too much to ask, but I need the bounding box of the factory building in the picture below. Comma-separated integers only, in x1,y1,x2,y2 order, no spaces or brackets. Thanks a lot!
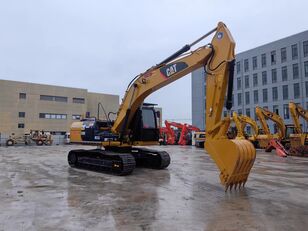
192,30,308,132
0,79,119,136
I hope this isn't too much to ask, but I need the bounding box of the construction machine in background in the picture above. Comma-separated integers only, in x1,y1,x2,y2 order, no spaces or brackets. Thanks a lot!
288,102,308,156
6,130,53,146
67,22,256,190
164,120,184,145
178,124,200,145
232,112,259,146
255,106,288,157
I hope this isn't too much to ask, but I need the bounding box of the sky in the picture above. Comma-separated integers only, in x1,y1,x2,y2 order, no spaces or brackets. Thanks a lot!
0,0,308,123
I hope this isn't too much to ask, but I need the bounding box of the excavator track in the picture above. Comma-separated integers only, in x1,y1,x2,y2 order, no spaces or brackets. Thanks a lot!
68,149,136,176
131,148,171,169
68,147,170,175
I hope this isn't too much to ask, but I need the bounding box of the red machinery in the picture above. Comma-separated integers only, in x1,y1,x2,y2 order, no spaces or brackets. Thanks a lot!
164,120,185,145
178,124,200,145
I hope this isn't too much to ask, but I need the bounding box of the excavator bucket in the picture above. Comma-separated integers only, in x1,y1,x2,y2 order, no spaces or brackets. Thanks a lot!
205,138,256,190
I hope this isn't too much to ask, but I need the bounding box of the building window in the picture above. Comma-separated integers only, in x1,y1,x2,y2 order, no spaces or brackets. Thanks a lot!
40,95,54,101
283,104,289,119
273,105,279,115
306,81,308,97
261,53,266,67
293,63,299,79
223,111,227,117
253,90,258,104
252,56,257,70
282,66,288,81
40,95,68,102
39,113,67,119
246,108,251,117
272,87,278,101
292,44,298,60
72,115,81,120
303,41,308,57
245,75,249,88
237,93,242,106
253,73,258,87
305,61,308,77
271,50,276,65
262,89,268,103
262,71,267,85
73,97,85,104
18,112,25,118
236,61,241,74
271,69,277,83
245,92,250,105
18,123,25,128
19,93,26,99
238,109,242,115
55,96,68,102
281,47,287,63
237,77,241,90
244,59,249,72
282,85,289,100
294,83,300,99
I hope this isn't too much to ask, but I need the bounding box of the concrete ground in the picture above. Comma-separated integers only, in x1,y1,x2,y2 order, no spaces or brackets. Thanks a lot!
0,145,307,231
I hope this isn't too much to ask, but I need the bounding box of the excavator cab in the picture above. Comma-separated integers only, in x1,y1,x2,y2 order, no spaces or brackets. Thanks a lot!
129,105,160,142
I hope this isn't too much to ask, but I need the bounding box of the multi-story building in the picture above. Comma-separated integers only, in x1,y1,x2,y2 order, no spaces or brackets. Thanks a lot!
0,79,119,136
192,30,308,133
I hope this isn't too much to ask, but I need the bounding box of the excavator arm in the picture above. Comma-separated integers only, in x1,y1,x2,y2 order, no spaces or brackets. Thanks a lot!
255,106,286,139
288,102,308,156
232,112,259,141
255,106,287,157
289,102,308,134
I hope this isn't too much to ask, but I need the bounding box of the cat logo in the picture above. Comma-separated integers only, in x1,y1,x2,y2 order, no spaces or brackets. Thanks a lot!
166,64,177,77
160,62,188,78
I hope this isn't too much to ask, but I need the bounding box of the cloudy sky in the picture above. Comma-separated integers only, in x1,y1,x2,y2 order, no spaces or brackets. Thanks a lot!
0,0,307,123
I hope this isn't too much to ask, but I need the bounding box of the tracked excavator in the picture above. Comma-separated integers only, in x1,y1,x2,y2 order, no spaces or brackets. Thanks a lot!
178,124,200,145
67,22,256,190
164,120,184,145
288,102,308,156
232,112,259,146
255,106,288,157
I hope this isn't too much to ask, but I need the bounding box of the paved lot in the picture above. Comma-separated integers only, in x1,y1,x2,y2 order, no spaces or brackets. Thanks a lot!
0,145,308,231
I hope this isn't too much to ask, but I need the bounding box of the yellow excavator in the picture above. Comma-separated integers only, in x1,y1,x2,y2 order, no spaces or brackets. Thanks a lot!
288,102,308,156
232,112,259,146
67,22,256,190
255,106,288,157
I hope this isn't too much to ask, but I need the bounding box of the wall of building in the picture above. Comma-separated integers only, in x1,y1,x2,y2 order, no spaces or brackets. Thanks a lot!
0,79,119,136
192,30,308,132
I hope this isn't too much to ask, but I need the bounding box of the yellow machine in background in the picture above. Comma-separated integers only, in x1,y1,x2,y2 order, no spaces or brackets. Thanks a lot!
67,22,256,190
288,102,308,156
255,106,288,157
232,112,259,145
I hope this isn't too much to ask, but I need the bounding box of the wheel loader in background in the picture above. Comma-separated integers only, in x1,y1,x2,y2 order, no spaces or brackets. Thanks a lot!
67,22,256,190
288,102,308,156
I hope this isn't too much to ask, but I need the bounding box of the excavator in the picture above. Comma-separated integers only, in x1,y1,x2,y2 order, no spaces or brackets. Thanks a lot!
288,102,308,156
232,112,259,146
178,124,200,145
164,120,184,145
67,22,256,190
255,106,288,157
